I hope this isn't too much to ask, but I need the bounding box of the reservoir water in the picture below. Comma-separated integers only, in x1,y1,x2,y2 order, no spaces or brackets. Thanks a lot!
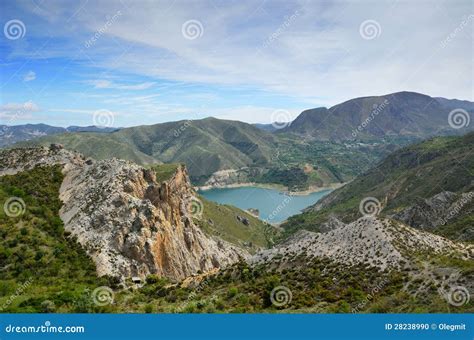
199,186,332,223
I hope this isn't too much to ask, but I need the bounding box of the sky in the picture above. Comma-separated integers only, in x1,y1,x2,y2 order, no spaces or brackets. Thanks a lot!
0,0,473,128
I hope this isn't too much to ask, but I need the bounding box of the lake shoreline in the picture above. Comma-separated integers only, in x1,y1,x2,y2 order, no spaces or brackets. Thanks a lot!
195,182,345,196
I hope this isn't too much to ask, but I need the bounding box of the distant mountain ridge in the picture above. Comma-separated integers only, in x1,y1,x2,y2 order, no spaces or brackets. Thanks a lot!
280,92,474,141
0,123,119,147
12,118,280,184
3,91,473,188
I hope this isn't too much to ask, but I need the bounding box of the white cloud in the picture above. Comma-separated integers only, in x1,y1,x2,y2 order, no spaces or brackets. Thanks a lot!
23,70,36,82
0,101,40,121
69,0,470,104
11,0,474,125
88,79,156,90
1,101,39,113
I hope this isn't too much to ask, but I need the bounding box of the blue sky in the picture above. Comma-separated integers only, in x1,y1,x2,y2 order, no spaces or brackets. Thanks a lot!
1,0,472,127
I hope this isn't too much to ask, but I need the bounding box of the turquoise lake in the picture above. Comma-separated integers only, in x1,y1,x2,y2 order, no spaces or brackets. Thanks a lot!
199,186,332,223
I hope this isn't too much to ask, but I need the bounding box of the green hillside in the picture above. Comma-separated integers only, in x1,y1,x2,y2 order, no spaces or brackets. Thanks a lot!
282,132,474,241
16,118,411,190
197,198,277,252
0,164,273,312
0,165,110,313
17,118,276,184
1,154,471,314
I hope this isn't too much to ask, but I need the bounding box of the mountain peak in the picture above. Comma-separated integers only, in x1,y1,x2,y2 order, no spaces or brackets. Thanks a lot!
282,91,473,141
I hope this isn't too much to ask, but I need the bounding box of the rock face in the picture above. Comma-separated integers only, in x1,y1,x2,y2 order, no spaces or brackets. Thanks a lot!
392,191,474,231
1,146,248,281
201,167,264,188
250,216,472,271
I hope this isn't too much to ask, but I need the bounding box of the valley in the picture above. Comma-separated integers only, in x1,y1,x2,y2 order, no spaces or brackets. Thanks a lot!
9,91,472,193
1,2,473,337
0,91,473,314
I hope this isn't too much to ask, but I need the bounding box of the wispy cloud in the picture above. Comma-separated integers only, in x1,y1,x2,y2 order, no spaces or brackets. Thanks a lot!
0,101,39,120
23,71,36,82
1,0,472,127
87,79,156,90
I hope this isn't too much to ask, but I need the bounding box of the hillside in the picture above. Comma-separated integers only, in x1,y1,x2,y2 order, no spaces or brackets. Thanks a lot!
0,124,118,147
0,145,274,279
1,145,472,313
14,118,276,183
281,92,473,141
6,92,472,190
282,132,474,242
12,118,405,190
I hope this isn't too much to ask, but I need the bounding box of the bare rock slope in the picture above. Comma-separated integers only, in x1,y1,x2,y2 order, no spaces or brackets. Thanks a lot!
1,145,247,281
251,216,472,271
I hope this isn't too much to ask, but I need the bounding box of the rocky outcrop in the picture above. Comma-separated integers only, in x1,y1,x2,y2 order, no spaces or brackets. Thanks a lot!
201,167,264,188
0,146,248,281
250,216,472,271
0,144,83,175
392,191,474,231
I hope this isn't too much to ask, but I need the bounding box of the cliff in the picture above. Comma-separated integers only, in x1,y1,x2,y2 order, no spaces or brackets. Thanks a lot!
0,145,248,281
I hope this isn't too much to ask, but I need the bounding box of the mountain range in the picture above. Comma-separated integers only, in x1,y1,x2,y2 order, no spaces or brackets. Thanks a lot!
3,91,472,190
0,124,119,148
1,90,473,312
280,92,474,140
